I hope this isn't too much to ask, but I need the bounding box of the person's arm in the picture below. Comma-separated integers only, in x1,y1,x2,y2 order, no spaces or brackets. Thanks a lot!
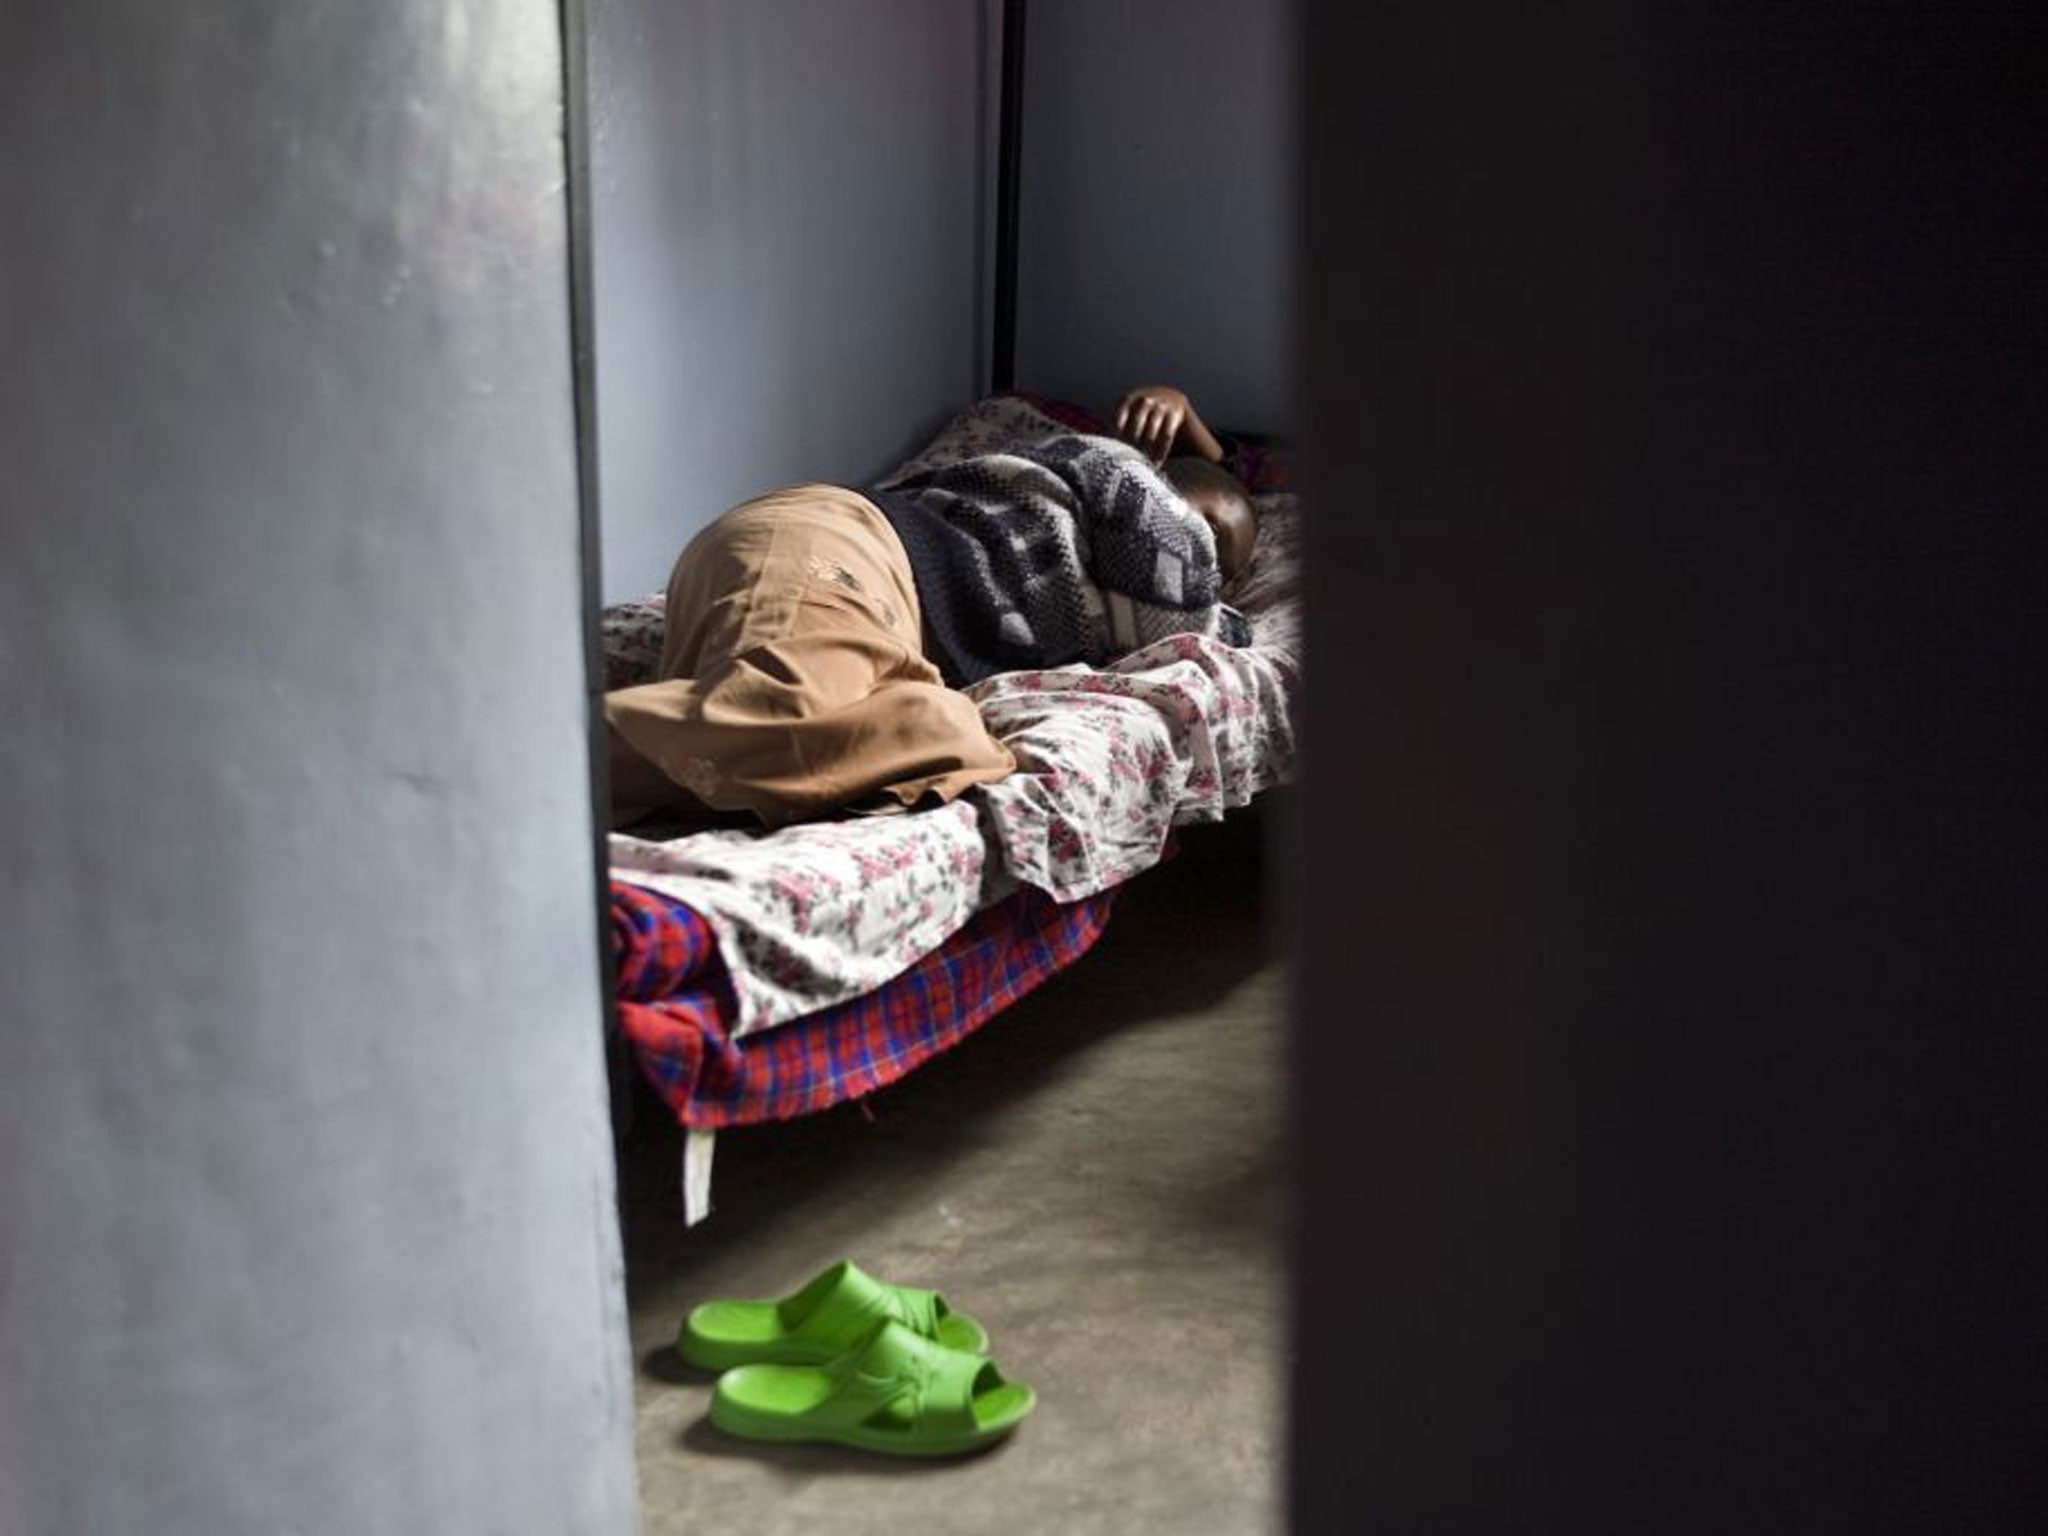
1113,384,1227,465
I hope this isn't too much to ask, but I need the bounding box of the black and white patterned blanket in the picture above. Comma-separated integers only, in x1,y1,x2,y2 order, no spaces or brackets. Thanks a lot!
869,434,1251,685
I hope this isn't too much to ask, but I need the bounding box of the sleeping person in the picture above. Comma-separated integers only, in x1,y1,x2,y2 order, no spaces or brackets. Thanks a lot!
604,383,1260,829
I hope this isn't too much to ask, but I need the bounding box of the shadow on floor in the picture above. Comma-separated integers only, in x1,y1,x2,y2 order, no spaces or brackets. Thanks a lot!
668,1412,1028,1479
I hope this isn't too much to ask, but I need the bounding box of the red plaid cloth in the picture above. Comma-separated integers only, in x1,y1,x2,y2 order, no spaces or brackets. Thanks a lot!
611,879,1116,1127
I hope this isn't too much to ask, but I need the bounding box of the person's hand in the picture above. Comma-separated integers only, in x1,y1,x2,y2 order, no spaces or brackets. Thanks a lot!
1114,385,1191,464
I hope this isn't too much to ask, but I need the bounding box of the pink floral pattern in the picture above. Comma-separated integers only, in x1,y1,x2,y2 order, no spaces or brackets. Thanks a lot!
604,395,1303,1034
969,629,1296,903
610,805,1009,1037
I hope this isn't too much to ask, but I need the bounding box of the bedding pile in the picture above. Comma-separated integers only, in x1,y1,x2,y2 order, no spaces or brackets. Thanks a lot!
607,394,1302,1126
611,798,1000,1035
612,878,1115,1126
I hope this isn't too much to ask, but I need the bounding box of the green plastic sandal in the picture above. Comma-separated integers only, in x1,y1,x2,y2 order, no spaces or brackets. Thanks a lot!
678,1259,990,1371
710,1318,1035,1457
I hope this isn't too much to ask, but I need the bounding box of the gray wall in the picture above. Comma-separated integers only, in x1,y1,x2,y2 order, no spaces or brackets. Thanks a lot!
1016,0,1292,432
591,0,991,599
0,6,636,1533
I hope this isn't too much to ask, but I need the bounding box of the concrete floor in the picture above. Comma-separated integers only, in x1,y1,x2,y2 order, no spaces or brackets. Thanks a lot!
615,808,1288,1535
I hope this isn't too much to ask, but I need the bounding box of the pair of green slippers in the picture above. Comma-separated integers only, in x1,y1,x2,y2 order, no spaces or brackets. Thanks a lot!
678,1259,1036,1457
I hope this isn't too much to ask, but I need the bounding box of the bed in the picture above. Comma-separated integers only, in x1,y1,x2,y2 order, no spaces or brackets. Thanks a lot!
600,393,1302,1219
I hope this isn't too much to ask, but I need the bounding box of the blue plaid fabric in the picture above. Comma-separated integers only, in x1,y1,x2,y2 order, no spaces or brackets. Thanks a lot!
612,879,1117,1127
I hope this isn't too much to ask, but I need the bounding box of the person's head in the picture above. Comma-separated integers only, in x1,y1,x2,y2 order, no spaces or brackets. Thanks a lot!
1163,456,1257,584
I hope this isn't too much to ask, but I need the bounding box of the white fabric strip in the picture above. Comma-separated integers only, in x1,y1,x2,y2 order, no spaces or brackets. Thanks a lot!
682,1127,716,1226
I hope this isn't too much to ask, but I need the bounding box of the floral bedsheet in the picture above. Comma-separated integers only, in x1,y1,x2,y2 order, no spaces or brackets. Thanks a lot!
606,396,1301,1037
967,628,1295,903
608,802,1008,1038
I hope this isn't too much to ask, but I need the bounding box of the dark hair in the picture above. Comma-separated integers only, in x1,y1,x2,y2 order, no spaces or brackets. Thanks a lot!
1161,456,1254,519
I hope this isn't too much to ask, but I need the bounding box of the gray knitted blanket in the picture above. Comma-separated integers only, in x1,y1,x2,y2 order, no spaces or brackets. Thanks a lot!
869,434,1252,685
